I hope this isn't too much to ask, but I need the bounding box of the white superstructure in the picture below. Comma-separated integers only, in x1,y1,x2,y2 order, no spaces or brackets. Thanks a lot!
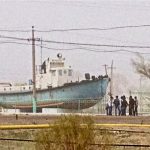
36,54,75,89
0,54,80,92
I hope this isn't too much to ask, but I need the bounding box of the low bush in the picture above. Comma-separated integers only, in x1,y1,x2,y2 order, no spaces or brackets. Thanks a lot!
35,115,113,150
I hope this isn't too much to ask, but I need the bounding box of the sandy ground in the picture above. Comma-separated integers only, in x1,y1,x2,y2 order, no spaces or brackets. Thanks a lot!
0,113,150,125
0,114,150,150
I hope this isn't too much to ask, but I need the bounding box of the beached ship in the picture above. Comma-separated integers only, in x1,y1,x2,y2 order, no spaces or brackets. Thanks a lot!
0,54,109,112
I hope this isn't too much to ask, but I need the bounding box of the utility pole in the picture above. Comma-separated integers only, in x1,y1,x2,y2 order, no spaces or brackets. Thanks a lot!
139,75,144,114
32,26,37,113
109,60,114,97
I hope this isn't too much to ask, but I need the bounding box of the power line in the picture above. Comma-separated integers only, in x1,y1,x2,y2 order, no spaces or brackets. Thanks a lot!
0,33,150,54
35,24,150,32
78,47,150,55
0,29,31,33
40,39,150,49
37,45,150,55
0,41,30,46
0,41,42,47
0,40,149,55
1,33,150,49
0,35,28,41
1,35,150,50
0,24,150,33
65,32,149,46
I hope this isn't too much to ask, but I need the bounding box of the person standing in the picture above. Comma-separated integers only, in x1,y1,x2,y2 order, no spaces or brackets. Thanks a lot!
129,96,135,116
121,95,128,116
113,96,120,116
119,97,122,115
134,96,138,116
106,96,113,115
105,102,109,115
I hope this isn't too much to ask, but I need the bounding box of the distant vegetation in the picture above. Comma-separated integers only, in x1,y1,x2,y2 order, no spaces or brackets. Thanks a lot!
132,53,150,78
35,115,113,150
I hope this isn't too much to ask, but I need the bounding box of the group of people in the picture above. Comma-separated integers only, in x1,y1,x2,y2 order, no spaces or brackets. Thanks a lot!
106,95,138,116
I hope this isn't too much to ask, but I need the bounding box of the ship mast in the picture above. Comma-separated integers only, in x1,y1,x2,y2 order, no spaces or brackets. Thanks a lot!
110,60,114,97
32,26,37,113
40,37,43,67
103,64,108,76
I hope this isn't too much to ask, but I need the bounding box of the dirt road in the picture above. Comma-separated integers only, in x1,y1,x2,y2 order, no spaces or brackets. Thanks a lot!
0,113,150,125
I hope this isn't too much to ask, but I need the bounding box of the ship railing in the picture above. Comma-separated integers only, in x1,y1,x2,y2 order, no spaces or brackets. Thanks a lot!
0,83,12,87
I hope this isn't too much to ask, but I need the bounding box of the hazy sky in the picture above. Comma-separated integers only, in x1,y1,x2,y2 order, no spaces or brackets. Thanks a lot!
0,0,150,85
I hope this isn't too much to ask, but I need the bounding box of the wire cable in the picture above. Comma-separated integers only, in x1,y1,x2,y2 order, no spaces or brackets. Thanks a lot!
0,24,150,33
0,41,44,47
35,24,150,32
1,33,150,49
0,35,28,41
40,39,150,49
38,45,150,55
0,29,31,33
0,40,149,55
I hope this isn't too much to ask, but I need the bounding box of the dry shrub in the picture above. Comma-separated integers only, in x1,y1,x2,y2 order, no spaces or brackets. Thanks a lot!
35,115,113,150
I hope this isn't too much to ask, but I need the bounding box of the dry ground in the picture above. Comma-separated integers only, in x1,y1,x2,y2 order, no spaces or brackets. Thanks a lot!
0,114,150,124
0,114,150,150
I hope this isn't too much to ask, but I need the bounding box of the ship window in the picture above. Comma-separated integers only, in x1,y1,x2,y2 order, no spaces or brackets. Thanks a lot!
58,70,62,76
52,70,56,76
64,70,67,74
23,87,25,90
68,70,72,76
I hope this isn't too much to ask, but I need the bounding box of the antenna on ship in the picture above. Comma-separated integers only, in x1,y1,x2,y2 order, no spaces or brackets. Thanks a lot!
108,60,115,97
109,60,116,97
103,64,108,76
32,26,37,113
40,37,43,66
